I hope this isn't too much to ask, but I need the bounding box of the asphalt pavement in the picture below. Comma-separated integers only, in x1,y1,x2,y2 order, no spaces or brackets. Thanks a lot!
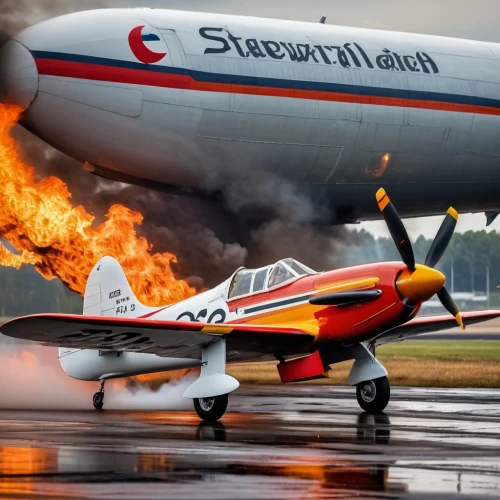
0,385,499,499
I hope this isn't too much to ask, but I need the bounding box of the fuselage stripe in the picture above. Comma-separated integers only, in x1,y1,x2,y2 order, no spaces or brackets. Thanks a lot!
31,50,500,116
243,294,311,315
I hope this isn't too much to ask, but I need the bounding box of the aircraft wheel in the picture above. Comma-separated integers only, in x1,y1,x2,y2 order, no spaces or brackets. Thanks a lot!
194,394,228,422
356,376,390,413
93,391,104,410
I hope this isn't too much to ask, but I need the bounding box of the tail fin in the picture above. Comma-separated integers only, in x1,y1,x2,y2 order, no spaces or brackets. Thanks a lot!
83,257,155,318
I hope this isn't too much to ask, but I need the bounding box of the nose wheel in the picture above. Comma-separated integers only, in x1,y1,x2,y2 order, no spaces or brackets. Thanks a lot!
93,380,105,410
356,376,390,413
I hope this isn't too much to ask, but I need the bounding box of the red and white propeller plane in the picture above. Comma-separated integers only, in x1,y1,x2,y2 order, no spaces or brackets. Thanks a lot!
2,189,499,421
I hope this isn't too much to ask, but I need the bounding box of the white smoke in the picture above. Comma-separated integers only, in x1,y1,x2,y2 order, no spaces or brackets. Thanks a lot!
0,335,194,411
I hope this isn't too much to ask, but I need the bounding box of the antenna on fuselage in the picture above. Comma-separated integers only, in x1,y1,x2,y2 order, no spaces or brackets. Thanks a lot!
319,16,326,24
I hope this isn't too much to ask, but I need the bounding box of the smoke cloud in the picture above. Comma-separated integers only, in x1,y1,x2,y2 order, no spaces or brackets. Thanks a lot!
0,335,194,410
0,0,368,293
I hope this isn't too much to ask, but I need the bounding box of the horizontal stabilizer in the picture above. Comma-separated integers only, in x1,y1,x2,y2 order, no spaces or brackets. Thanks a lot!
310,289,382,307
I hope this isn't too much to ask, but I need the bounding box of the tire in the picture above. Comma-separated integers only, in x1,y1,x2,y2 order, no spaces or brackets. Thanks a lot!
356,376,390,413
194,394,229,422
93,392,104,410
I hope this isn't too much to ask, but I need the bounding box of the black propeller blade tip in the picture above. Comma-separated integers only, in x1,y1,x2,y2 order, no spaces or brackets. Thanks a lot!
424,207,459,269
376,188,416,271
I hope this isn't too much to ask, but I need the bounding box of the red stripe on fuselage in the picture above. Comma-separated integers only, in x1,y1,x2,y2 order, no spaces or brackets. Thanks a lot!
35,58,500,116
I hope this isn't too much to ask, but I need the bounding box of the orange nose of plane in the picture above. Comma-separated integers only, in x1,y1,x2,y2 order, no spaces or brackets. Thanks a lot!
396,264,446,303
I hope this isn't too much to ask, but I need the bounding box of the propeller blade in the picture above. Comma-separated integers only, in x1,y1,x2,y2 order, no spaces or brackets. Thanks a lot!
425,207,458,268
437,286,465,330
376,188,415,271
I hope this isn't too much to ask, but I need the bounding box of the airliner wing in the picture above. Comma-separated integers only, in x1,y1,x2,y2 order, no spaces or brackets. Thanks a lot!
0,314,314,359
372,310,500,346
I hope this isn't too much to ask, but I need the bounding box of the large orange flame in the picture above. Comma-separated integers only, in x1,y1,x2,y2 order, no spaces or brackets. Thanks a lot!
0,104,196,306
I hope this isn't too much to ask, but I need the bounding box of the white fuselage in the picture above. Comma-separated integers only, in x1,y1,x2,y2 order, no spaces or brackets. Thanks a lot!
3,8,500,221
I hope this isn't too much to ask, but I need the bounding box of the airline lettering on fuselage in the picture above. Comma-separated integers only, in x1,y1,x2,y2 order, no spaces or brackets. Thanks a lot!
199,28,439,74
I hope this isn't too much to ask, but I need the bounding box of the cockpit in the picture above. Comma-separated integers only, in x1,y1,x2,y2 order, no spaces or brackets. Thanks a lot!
227,258,316,300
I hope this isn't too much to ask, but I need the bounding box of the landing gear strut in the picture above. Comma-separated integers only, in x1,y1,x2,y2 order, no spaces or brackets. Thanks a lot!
194,394,229,422
356,376,390,413
93,379,105,410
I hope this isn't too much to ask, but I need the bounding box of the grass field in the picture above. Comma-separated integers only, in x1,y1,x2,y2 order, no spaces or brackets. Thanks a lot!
225,341,500,388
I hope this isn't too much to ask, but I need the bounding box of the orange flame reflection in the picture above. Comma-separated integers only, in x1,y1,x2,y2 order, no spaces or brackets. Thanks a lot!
0,105,196,306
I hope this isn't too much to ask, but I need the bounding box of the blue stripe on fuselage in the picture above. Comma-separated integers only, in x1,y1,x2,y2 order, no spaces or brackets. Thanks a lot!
31,50,500,110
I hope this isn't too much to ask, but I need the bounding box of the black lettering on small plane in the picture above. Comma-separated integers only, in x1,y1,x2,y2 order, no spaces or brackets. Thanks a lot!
208,309,226,324
176,308,226,324
109,289,121,299
176,311,196,322
196,309,208,321
58,328,156,351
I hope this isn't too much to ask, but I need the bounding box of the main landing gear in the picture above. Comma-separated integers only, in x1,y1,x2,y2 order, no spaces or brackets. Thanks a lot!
184,339,238,422
194,394,229,422
356,376,390,413
93,380,105,410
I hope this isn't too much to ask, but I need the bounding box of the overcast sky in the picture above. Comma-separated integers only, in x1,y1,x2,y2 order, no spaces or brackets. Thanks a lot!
137,0,500,42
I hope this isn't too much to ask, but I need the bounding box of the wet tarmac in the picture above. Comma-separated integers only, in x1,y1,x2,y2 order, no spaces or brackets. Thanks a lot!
0,385,499,499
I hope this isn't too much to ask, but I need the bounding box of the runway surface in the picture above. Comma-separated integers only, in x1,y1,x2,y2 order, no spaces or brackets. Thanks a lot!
0,385,499,499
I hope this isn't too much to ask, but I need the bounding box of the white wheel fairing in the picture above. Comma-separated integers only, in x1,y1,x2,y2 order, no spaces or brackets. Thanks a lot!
347,343,388,386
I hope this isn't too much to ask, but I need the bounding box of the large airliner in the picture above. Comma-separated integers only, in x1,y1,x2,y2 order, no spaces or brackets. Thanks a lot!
1,9,500,223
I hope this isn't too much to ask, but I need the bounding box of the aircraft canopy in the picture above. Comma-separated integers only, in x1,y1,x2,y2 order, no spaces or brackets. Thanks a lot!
228,259,316,300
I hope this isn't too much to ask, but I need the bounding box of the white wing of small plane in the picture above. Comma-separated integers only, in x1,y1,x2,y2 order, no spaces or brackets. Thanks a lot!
2,309,499,358
372,310,500,346
0,314,315,360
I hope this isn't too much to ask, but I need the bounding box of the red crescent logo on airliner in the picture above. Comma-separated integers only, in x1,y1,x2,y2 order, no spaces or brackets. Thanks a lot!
128,25,167,64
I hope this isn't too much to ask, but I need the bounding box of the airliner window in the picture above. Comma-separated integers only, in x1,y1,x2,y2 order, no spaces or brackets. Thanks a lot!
268,263,295,288
252,268,268,293
228,270,254,299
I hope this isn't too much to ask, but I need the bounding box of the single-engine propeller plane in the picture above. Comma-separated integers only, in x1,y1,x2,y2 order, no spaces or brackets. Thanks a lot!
2,189,499,421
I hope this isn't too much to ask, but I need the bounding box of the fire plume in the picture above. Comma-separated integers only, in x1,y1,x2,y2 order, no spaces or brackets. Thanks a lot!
0,104,196,306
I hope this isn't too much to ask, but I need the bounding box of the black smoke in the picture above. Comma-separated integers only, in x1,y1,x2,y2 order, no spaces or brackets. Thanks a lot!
0,0,366,293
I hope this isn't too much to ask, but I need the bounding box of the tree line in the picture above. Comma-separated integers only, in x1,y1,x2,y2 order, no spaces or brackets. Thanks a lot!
345,229,499,295
0,229,499,317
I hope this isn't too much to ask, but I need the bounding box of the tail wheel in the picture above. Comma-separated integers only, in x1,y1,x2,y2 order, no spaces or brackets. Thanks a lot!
93,391,104,410
194,394,228,422
356,376,390,413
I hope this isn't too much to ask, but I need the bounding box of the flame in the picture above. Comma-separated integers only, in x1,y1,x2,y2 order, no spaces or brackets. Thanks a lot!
0,104,196,306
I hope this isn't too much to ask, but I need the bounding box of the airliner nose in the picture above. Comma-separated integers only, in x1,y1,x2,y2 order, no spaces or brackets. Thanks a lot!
0,40,38,109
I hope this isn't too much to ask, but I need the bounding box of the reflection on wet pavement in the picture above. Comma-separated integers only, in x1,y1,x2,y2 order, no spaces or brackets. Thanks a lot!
0,386,499,498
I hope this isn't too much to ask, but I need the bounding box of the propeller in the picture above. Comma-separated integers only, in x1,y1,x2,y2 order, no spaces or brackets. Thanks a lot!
376,188,464,330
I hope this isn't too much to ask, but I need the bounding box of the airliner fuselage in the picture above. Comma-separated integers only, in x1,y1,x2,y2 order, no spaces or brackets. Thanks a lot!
2,9,500,222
